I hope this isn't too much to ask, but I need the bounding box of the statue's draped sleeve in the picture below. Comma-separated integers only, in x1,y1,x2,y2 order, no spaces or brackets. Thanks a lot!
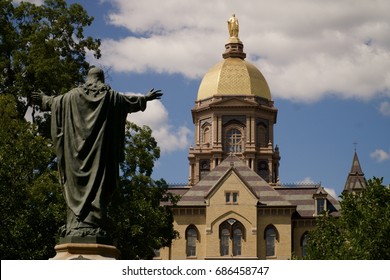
48,88,147,224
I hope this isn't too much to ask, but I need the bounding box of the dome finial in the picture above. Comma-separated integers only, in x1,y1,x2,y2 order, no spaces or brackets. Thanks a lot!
223,14,246,59
227,14,239,39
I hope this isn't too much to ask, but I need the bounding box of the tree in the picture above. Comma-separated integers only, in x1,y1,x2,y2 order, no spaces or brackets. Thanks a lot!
306,177,390,259
109,122,179,259
0,94,66,259
0,0,99,259
0,0,100,121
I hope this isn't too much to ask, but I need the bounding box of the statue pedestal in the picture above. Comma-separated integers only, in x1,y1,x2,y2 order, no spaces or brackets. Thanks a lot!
51,243,120,260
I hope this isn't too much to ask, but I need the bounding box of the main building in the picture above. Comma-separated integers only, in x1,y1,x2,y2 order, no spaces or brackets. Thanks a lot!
157,16,365,260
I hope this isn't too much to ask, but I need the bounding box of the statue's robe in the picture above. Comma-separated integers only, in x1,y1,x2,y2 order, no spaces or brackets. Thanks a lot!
42,86,146,233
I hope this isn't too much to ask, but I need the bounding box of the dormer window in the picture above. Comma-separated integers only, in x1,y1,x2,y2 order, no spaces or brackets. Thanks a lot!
313,188,328,215
316,198,326,214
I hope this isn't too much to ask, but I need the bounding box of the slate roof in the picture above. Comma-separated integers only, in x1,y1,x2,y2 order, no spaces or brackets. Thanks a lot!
176,155,291,207
276,186,340,217
167,155,340,218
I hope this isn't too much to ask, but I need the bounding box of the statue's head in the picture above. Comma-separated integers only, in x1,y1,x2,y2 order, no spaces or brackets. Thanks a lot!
86,67,105,84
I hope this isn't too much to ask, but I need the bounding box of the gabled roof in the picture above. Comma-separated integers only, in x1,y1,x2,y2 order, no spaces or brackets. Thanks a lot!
276,186,340,217
343,151,367,193
177,155,291,207
168,156,340,218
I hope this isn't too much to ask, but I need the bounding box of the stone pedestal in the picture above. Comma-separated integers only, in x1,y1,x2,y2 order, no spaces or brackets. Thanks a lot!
51,243,120,260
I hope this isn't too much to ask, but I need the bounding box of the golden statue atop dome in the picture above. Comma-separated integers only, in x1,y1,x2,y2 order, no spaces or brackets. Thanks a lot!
227,14,239,38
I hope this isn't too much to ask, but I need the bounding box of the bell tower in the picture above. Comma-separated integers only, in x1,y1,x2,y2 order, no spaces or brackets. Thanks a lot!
188,15,281,186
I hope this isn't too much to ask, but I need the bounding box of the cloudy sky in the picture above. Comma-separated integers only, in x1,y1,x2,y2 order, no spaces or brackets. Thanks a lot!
21,0,390,196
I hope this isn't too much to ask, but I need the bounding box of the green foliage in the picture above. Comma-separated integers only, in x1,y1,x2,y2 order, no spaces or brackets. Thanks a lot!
306,177,390,259
0,0,100,119
0,0,99,259
109,122,179,259
0,95,66,259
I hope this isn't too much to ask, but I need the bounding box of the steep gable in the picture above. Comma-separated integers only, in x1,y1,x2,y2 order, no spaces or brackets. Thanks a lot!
178,155,291,207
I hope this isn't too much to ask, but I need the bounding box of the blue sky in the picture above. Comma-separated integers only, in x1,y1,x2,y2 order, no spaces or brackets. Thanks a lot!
21,0,390,196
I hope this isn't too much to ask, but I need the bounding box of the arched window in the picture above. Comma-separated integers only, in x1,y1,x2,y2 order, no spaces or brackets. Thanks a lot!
220,220,245,256
301,232,309,258
220,228,230,256
233,228,242,256
265,225,278,257
186,226,198,257
224,128,243,153
203,126,211,145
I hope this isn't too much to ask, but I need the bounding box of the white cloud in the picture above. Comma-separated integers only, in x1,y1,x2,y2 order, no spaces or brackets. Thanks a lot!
295,177,338,198
370,149,390,162
125,94,192,154
13,0,44,5
94,0,390,103
379,101,390,116
296,177,316,185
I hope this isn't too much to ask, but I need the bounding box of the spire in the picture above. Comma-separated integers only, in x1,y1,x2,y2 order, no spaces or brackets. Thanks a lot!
223,14,246,59
343,150,367,193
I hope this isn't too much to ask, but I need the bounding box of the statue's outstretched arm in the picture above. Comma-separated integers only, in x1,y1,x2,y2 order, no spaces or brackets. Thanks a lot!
31,91,53,111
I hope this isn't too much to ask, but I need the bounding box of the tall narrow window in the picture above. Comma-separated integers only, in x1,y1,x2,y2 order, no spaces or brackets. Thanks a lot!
225,192,231,203
233,228,242,256
203,126,211,145
232,192,238,203
186,227,198,257
258,125,267,147
220,220,245,256
220,228,230,256
265,227,277,257
316,198,326,214
301,233,308,258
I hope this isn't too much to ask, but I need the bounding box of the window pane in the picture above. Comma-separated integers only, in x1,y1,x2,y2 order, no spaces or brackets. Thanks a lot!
266,228,276,256
225,193,231,203
317,198,325,214
187,228,197,257
302,234,308,257
225,128,242,153
233,228,242,256
232,192,238,203
220,228,230,256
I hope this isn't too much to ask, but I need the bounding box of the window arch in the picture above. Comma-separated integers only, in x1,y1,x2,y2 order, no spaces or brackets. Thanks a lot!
220,227,230,256
202,124,211,146
219,219,245,256
301,232,309,258
186,225,199,257
264,225,279,257
232,223,244,256
224,128,243,154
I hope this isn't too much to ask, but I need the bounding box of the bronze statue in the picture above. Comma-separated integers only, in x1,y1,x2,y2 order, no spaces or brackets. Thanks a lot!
31,67,162,242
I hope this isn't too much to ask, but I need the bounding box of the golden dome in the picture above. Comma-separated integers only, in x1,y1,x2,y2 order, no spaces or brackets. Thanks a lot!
197,57,271,101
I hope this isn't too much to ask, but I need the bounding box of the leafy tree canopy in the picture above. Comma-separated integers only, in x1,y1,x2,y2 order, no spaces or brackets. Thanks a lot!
0,0,101,119
0,94,65,259
110,122,179,259
306,177,390,259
